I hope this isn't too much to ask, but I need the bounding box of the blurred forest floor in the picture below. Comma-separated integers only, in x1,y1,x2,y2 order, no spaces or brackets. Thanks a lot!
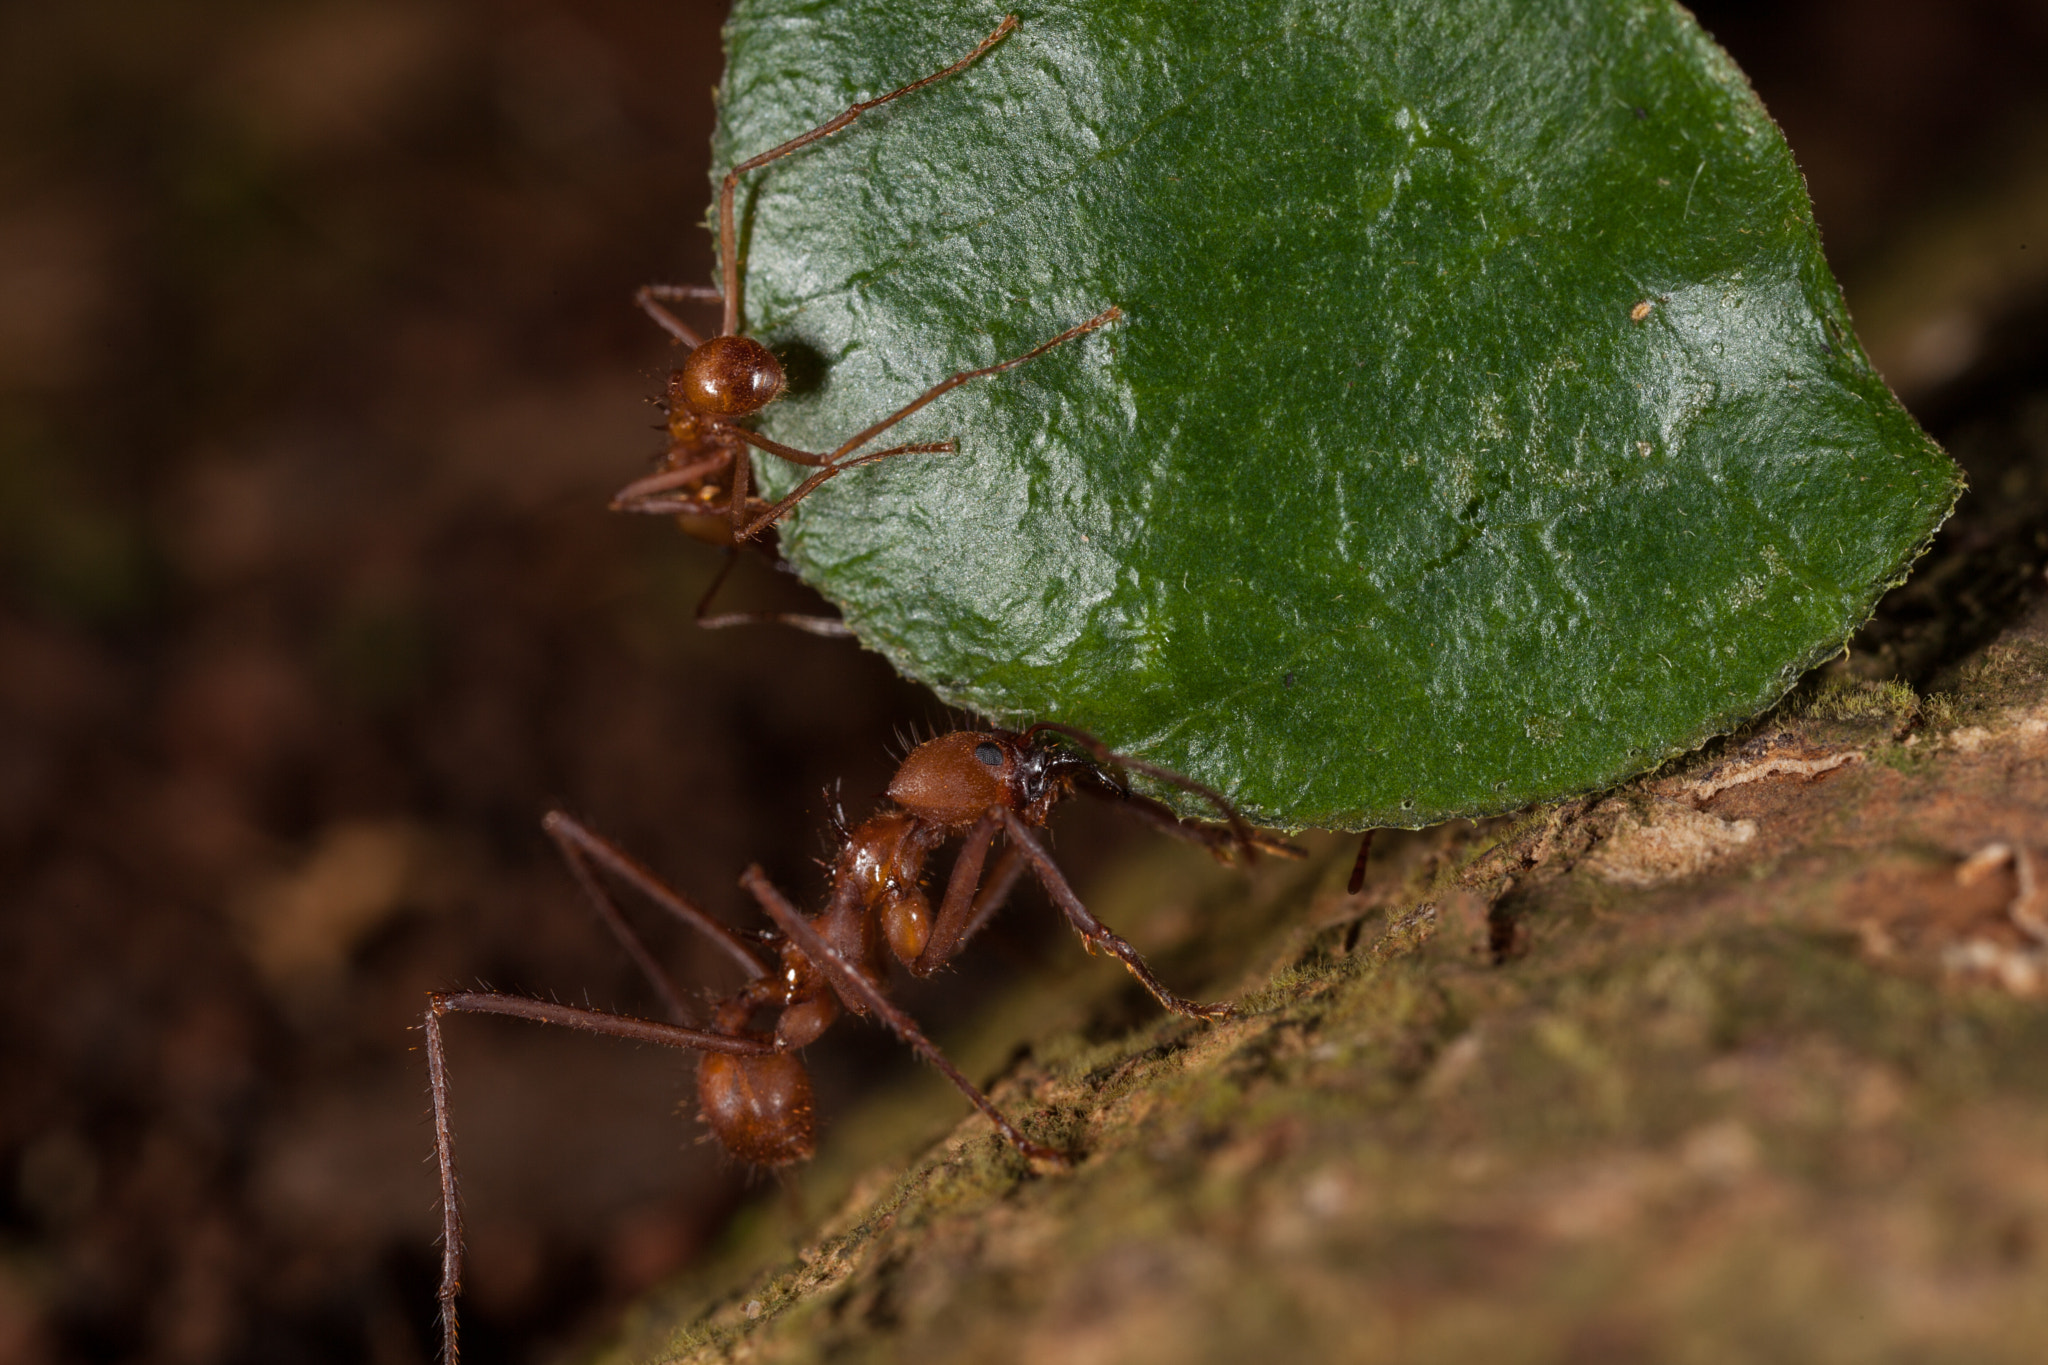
1,2,2046,1364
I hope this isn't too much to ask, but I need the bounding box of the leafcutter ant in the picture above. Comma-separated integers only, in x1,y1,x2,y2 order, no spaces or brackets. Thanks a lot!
423,722,1298,1360
614,14,1122,636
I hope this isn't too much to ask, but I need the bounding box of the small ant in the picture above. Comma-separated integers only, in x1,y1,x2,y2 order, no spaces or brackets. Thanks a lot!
612,14,1122,635
423,722,1298,1360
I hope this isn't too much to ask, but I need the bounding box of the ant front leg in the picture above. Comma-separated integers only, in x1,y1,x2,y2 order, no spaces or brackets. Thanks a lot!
911,813,1028,974
635,282,723,348
609,449,735,515
737,864,1069,1167
422,992,776,1364
1093,784,1307,865
725,306,1125,541
735,440,954,540
714,16,1019,336
996,809,1235,1022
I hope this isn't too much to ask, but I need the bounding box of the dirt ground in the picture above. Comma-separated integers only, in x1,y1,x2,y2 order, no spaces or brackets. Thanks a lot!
2,2,2045,1363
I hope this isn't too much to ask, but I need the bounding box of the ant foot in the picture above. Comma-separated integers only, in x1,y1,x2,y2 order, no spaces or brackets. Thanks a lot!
1016,1137,1075,1172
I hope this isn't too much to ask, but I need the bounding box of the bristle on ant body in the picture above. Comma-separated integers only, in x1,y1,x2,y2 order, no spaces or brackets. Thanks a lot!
423,722,1299,1360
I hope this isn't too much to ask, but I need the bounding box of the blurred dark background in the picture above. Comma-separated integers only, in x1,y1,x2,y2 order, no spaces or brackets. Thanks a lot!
1,2,2044,1362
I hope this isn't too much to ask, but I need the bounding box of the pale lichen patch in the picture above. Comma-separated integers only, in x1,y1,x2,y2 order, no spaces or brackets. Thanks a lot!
1580,800,1757,887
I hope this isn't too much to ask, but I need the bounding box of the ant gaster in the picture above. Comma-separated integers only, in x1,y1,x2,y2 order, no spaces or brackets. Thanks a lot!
612,14,1122,635
423,723,1298,1360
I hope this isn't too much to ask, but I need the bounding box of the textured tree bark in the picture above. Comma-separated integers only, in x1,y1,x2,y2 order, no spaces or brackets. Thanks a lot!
582,586,2048,1364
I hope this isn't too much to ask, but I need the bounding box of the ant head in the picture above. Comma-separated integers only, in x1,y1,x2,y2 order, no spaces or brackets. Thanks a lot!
697,1050,816,1166
889,728,1094,828
672,334,786,418
889,731,1015,827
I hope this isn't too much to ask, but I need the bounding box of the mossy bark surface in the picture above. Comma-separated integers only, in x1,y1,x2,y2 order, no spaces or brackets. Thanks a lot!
584,596,2048,1364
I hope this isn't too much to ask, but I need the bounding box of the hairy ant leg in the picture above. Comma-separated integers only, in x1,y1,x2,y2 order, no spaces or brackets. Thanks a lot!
1094,784,1307,863
995,808,1235,1022
1347,830,1374,895
738,864,1068,1167
634,282,721,347
1026,721,1306,863
736,307,1125,540
423,994,777,1364
961,842,1031,945
691,546,858,639
427,815,807,1362
908,812,1003,974
542,809,771,986
903,820,1032,976
736,442,953,539
610,450,734,512
711,15,1020,337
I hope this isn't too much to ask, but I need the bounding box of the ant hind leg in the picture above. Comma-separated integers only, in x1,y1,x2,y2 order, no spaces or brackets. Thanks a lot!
692,545,857,639
422,992,774,1364
542,811,771,985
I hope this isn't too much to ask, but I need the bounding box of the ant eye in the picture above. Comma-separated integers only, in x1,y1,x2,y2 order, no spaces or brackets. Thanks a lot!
973,742,1003,767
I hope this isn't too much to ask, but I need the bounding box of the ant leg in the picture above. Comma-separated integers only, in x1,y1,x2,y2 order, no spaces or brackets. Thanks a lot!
635,284,721,348
1080,782,1306,864
728,427,831,469
610,450,733,513
996,809,1234,1022
725,436,754,538
715,15,1019,336
423,993,774,1364
424,997,464,1364
952,841,1029,952
911,813,1001,974
693,545,857,639
737,865,1069,1167
736,441,953,540
1025,719,1305,862
718,307,1122,539
908,818,1030,974
817,306,1123,466
542,812,770,982
1347,830,1374,895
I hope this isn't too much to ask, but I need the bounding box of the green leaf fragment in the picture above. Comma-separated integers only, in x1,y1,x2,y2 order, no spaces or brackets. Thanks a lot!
711,0,1960,830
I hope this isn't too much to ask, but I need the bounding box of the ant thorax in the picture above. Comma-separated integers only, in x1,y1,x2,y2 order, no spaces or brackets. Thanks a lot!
839,808,942,966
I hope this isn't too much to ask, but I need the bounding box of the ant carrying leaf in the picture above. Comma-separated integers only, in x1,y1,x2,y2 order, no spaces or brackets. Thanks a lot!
424,723,1301,1360
614,14,1121,636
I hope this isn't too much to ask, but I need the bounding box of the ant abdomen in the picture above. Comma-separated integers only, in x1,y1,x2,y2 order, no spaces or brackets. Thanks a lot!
697,1050,817,1167
675,334,785,418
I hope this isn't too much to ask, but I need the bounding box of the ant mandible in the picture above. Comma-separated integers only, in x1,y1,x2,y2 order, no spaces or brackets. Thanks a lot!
422,723,1298,1360
611,14,1122,635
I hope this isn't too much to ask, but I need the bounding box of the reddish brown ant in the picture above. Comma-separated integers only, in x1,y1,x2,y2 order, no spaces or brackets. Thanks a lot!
422,722,1298,1359
613,14,1122,635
